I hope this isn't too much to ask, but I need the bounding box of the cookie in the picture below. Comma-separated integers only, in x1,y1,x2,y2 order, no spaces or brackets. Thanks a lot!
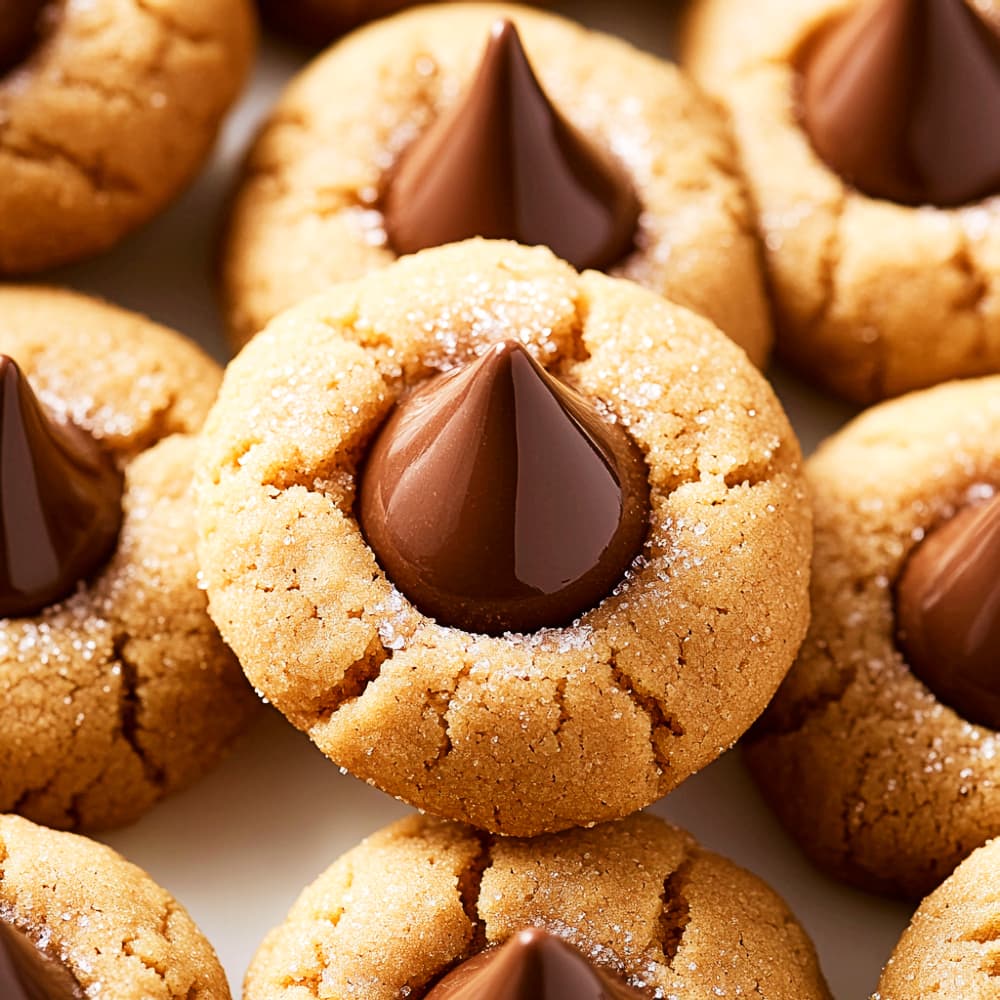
0,0,255,274
222,3,772,365
876,836,1000,1000
244,812,832,1000
258,0,435,44
744,376,1000,899
0,813,230,999
197,239,811,837
683,0,1000,403
0,286,258,832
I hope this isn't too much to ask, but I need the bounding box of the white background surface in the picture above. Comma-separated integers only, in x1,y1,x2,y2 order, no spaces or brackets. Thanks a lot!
44,1,914,996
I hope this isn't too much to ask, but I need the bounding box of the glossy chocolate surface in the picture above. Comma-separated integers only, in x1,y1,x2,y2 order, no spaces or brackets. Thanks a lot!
382,20,640,270
0,356,123,618
0,0,48,75
358,340,649,635
801,0,1000,206
0,919,83,1000
897,494,1000,728
425,928,647,1000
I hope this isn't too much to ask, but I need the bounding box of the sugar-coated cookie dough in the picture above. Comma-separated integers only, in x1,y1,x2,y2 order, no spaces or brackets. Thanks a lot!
258,0,435,44
223,3,772,365
244,812,832,1000
0,814,230,999
0,286,257,832
0,0,255,274
197,240,811,836
683,0,1000,403
876,837,1000,1000
745,377,1000,898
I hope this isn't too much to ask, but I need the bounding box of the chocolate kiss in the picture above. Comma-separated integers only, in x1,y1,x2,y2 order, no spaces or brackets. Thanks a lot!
0,919,84,1000
358,340,649,636
896,494,1000,728
425,928,647,1000
801,0,1000,206
0,0,48,76
382,20,641,271
0,356,123,618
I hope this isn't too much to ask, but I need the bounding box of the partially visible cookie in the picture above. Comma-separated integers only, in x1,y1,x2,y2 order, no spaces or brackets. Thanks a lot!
245,812,831,1000
0,0,255,274
745,376,1000,898
223,3,771,364
258,0,437,43
876,837,1000,1000
0,814,230,1000
0,286,258,832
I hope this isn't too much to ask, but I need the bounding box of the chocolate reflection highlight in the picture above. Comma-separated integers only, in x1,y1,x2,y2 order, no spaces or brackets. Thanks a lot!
0,919,83,1000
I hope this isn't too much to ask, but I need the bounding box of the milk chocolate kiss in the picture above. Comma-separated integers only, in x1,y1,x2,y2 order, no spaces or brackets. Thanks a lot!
425,928,647,1000
358,340,650,636
896,494,1000,728
801,0,1000,206
0,356,123,618
382,20,641,271
0,0,48,75
0,919,83,1000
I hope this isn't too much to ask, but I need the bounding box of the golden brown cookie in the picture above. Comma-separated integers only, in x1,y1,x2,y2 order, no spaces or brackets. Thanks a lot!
258,0,436,43
683,0,1000,403
197,239,811,837
222,3,772,364
875,836,1000,1000
0,286,258,832
244,812,832,1000
745,376,1000,899
0,0,255,274
0,814,230,999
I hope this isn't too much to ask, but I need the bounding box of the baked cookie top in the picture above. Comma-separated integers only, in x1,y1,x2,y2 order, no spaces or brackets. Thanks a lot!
745,376,1000,898
0,286,257,831
223,2,771,364
0,814,230,1000
244,812,832,1000
198,239,811,836
0,0,255,273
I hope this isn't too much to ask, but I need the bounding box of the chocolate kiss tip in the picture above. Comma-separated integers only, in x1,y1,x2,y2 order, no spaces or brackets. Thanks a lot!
801,0,1000,206
424,928,647,1000
358,340,650,636
0,0,47,76
0,919,83,1000
897,494,1000,729
0,355,123,619
381,18,640,270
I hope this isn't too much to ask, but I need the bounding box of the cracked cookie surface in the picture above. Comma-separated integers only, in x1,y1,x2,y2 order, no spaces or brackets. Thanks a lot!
0,0,255,274
243,812,831,1000
745,377,1000,899
0,814,230,999
682,0,1000,403
222,2,772,366
197,239,811,836
0,286,258,831
876,836,1000,1000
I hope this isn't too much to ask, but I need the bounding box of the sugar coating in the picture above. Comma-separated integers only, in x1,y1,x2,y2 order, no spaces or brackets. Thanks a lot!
243,812,831,1000
222,2,771,366
683,0,1000,403
745,377,1000,899
0,0,255,274
875,836,1000,999
0,814,230,999
0,286,258,831
197,239,811,836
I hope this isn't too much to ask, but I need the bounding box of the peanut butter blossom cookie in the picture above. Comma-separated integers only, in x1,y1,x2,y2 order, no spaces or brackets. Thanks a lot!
0,814,230,999
0,0,255,274
197,239,811,836
745,376,1000,898
244,813,832,1000
876,836,1000,1000
684,0,1000,402
222,3,772,364
0,286,257,831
